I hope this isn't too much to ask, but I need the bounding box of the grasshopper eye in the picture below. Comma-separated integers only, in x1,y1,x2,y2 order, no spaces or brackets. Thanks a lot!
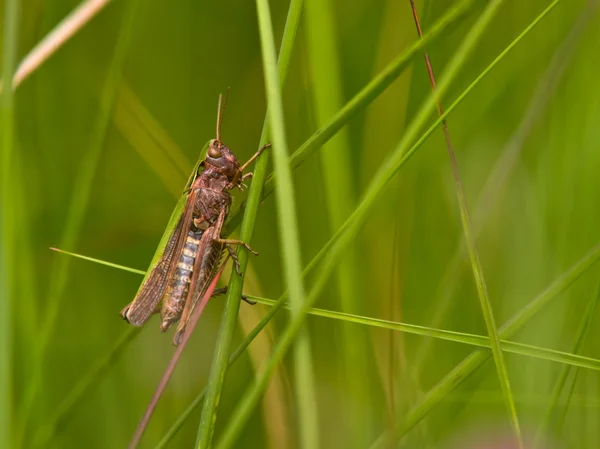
208,143,222,158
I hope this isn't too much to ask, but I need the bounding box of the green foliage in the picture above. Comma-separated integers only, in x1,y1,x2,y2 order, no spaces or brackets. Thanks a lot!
3,0,600,448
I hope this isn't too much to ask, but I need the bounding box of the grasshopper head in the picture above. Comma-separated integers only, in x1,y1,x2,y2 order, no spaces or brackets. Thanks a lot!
205,138,240,181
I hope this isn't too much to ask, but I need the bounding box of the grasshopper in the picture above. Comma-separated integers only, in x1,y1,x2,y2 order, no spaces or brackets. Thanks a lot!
121,94,267,345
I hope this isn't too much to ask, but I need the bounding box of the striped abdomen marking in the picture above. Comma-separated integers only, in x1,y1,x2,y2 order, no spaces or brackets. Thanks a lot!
160,230,203,331
172,230,225,345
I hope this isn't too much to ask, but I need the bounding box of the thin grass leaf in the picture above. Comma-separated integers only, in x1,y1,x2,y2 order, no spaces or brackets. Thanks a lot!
215,1,567,446
368,242,600,448
45,251,600,372
0,0,21,446
50,247,146,275
534,280,600,447
195,1,307,448
304,0,373,444
409,1,523,445
247,295,600,371
252,1,320,448
13,152,40,355
224,0,479,233
16,2,141,445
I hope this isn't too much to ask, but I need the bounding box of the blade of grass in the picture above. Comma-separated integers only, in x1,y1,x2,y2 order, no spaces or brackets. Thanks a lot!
16,1,141,445
215,1,512,445
45,250,600,372
251,2,319,446
245,295,600,371
195,1,308,448
0,0,113,94
14,153,40,361
0,0,21,446
304,0,373,444
368,242,600,448
534,279,600,447
409,1,523,446
259,0,320,444
48,247,147,276
224,0,479,233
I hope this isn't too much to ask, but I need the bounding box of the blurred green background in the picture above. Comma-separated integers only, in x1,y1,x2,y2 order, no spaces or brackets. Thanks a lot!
2,0,600,447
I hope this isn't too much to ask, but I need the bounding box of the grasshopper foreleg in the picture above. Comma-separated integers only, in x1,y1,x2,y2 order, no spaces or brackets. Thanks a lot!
229,143,272,188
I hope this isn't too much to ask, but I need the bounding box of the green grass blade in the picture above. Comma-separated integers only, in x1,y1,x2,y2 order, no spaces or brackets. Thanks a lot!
36,251,600,373
50,247,146,275
195,1,307,448
253,0,319,444
535,281,600,446
0,0,21,446
368,242,600,448
247,295,600,371
14,153,40,362
43,251,600,374
16,1,141,444
412,1,523,444
304,0,373,443
253,1,320,445
224,0,478,233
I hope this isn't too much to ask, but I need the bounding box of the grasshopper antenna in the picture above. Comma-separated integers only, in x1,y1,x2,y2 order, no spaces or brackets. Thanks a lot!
216,87,230,142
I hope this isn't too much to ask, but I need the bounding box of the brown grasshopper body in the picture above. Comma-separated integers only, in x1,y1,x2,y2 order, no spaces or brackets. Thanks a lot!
120,95,266,345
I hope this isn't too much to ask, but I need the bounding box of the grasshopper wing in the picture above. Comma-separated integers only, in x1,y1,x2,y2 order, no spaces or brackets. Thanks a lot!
121,190,198,326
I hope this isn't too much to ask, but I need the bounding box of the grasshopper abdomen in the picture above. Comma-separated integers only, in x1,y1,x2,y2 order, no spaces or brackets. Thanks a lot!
160,230,203,331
